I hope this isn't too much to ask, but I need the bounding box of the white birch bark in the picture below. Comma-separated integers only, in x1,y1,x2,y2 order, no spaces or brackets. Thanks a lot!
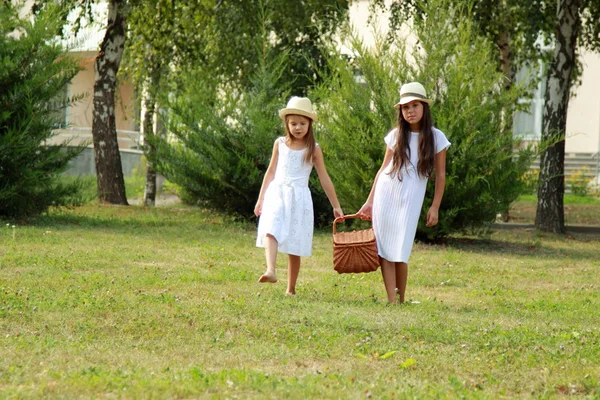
535,0,581,233
92,0,129,204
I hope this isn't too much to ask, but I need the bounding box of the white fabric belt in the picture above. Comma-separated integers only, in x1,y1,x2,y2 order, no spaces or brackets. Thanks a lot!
274,176,309,187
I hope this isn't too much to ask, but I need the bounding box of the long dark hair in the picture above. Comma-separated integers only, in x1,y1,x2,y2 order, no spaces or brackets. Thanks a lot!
389,102,435,179
284,115,316,165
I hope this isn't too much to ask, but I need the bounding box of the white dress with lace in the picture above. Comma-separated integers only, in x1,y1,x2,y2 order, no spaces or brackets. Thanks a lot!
372,127,450,263
256,137,315,256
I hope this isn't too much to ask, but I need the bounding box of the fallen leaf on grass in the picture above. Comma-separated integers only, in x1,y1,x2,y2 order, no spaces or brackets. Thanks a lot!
379,351,397,360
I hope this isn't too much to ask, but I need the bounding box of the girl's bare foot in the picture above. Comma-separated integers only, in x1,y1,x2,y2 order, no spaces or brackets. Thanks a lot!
258,273,278,283
285,290,295,296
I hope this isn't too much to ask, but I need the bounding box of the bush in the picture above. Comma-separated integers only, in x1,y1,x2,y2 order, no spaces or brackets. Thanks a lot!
567,167,592,197
312,0,535,240
0,4,86,219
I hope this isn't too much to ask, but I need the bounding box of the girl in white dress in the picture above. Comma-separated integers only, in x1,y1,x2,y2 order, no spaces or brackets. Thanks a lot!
358,82,450,304
255,97,344,295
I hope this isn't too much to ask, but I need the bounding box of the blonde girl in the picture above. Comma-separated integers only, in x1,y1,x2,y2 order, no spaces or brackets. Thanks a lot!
255,97,343,295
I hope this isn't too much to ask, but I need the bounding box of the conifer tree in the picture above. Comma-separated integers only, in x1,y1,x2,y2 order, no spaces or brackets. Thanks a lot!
0,4,85,219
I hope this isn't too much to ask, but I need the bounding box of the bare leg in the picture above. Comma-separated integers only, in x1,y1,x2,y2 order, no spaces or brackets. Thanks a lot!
258,234,278,283
286,255,301,295
380,259,397,303
395,262,408,303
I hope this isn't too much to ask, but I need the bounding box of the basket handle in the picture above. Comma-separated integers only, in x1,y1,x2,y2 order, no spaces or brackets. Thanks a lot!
333,213,371,234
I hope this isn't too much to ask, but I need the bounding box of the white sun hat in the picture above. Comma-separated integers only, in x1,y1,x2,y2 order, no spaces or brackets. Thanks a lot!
279,96,318,122
394,82,432,108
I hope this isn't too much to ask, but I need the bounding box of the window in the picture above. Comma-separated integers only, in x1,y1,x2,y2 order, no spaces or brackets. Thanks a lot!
49,83,69,130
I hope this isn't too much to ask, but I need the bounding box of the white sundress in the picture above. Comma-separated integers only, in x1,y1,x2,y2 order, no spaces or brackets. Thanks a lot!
256,137,315,256
372,127,451,263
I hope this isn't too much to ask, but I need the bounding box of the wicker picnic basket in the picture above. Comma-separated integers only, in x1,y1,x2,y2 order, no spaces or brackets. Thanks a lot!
332,214,380,274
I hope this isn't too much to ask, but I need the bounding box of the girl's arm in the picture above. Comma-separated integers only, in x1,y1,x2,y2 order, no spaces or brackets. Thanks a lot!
254,140,279,216
357,147,393,219
426,148,447,227
312,146,343,218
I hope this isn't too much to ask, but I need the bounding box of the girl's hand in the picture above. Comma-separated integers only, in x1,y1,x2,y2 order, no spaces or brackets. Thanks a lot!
357,202,373,220
426,206,439,227
333,207,344,219
254,200,262,216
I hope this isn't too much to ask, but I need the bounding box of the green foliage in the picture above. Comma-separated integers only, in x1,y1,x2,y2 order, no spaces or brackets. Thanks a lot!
311,33,401,214
199,0,349,95
372,0,555,68
522,169,540,195
567,167,593,197
312,0,535,240
0,3,86,219
148,22,284,218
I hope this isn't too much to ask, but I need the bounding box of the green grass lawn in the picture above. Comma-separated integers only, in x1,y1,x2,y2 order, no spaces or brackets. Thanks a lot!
1,204,599,399
510,195,600,226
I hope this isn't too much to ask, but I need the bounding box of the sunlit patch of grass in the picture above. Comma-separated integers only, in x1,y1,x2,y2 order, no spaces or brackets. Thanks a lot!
1,204,599,398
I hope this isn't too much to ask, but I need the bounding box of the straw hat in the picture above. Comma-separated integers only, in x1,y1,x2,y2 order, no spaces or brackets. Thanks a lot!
279,96,318,122
394,82,432,108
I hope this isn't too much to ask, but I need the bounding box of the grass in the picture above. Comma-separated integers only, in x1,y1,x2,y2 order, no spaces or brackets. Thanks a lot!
1,203,599,399
509,194,600,226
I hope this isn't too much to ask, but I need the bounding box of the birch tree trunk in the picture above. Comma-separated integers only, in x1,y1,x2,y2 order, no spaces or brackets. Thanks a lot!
142,62,161,207
143,73,157,207
498,30,514,91
92,0,128,205
535,0,581,233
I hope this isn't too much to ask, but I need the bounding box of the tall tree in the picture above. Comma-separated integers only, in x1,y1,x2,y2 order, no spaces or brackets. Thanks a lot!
91,0,129,204
39,0,132,204
535,0,580,233
535,0,600,233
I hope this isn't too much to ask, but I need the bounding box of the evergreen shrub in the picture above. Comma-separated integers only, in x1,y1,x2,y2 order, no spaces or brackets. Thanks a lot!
0,4,86,219
312,0,535,240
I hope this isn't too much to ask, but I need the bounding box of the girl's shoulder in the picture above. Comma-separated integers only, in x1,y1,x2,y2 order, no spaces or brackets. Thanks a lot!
384,128,398,148
431,126,451,152
431,126,448,140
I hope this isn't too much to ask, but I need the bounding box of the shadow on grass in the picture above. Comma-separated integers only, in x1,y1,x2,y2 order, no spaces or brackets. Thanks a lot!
443,235,600,262
27,204,243,235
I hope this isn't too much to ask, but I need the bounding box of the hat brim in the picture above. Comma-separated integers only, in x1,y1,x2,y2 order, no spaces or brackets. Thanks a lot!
394,97,432,108
279,108,318,122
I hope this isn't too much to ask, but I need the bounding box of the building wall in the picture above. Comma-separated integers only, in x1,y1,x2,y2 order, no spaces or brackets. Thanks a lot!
68,52,138,134
565,50,600,156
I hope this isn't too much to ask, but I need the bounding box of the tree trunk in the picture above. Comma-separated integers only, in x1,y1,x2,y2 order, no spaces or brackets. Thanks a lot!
498,29,514,222
535,0,581,233
498,30,514,91
142,59,163,207
92,0,128,205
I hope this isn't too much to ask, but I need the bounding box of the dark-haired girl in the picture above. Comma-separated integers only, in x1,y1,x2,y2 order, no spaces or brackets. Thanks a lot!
358,82,450,304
